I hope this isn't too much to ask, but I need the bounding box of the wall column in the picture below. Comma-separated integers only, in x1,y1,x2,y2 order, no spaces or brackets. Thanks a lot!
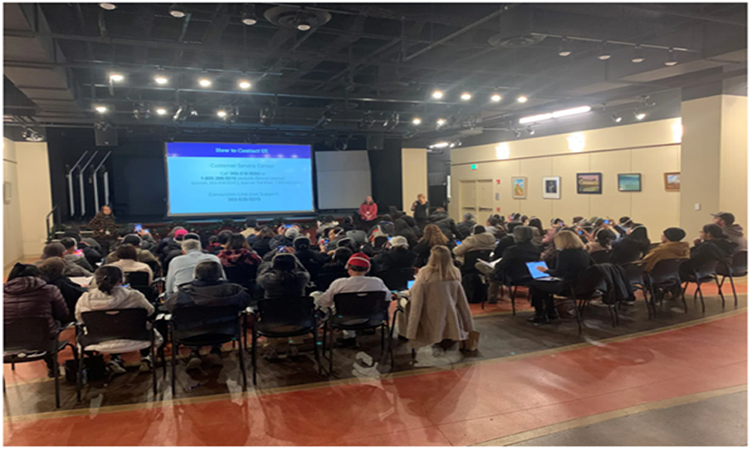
401,148,428,216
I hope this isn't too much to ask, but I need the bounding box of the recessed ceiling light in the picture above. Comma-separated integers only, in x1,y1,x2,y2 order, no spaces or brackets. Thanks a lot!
558,38,572,57
460,92,472,101
169,4,186,18
517,95,528,103
99,3,116,10
632,45,645,63
217,110,227,118
109,73,124,82
664,48,677,66
154,75,169,85
436,118,446,126
156,107,168,115
238,80,251,90
432,90,444,99
95,106,108,113
198,78,211,87
490,94,502,102
598,41,611,61
297,21,311,31
412,117,422,125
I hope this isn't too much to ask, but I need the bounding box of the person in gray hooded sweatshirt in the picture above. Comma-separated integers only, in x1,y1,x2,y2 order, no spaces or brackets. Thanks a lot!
708,212,747,252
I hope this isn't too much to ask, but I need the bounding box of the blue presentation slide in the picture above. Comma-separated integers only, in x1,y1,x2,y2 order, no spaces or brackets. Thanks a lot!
165,142,314,216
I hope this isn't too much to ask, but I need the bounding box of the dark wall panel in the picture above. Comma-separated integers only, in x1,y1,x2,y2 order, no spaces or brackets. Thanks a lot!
367,138,403,214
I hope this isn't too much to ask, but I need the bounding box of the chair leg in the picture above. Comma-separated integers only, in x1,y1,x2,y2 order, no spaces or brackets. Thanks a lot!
313,326,321,375
697,283,706,313
715,277,726,308
76,345,83,403
511,286,517,317
171,340,177,397
386,324,394,367
574,298,583,335
328,324,335,376
151,343,157,397
728,274,738,307
380,325,385,353
238,337,247,391
53,346,61,409
390,309,399,339
11,362,15,371
251,327,257,386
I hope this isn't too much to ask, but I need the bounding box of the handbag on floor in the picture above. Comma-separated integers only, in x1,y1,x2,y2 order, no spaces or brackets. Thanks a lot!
64,354,106,384
460,331,480,352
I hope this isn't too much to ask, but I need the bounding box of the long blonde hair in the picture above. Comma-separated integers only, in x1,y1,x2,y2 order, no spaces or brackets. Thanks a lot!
554,230,585,250
418,245,460,282
419,224,448,247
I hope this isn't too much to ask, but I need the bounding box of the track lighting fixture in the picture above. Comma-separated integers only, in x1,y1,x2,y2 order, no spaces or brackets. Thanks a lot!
169,4,186,18
99,3,116,10
22,127,44,142
241,4,258,25
631,45,644,63
512,129,522,138
358,111,375,130
383,112,400,131
94,121,111,132
172,103,197,123
132,103,150,121
315,110,335,128
431,90,444,100
526,126,535,136
436,118,447,130
665,48,677,66
260,107,275,126
610,113,622,123
558,38,571,57
597,41,611,61
634,110,646,121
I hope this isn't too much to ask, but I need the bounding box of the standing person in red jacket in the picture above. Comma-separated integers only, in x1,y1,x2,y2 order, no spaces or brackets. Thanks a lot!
359,196,378,230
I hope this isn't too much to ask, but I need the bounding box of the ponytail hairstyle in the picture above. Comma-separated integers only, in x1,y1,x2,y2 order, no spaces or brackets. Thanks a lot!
95,265,124,295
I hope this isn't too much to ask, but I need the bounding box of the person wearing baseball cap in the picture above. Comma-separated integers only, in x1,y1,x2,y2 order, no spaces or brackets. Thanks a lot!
314,252,391,348
710,212,747,251
679,223,738,282
640,227,690,273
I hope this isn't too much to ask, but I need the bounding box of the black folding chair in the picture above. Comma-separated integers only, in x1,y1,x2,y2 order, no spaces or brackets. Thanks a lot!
77,309,158,400
314,271,348,291
682,259,721,313
376,268,415,337
565,266,607,335
461,250,492,307
716,251,747,308
125,271,157,303
620,262,650,316
645,258,687,315
168,305,246,395
327,291,392,374
590,250,612,264
224,264,258,292
251,297,321,384
4,318,77,408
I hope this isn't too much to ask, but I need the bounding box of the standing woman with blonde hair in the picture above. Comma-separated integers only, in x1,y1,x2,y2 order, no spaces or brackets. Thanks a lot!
401,246,474,349
411,193,430,229
527,230,592,323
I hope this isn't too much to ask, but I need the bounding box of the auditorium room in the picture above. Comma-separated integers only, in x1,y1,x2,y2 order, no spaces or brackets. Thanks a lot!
3,2,748,446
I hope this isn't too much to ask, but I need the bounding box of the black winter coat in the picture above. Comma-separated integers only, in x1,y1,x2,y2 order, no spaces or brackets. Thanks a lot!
427,211,461,241
491,242,542,284
372,248,417,273
595,263,635,305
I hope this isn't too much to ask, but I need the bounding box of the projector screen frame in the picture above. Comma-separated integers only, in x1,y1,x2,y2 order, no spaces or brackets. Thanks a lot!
163,141,317,218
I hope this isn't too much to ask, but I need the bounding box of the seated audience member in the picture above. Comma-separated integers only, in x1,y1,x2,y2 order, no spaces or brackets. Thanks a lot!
39,243,92,277
60,237,95,272
571,216,585,227
614,216,634,237
393,216,420,248
527,218,545,247
166,239,225,294
479,226,541,303
527,230,592,323
251,226,276,257
4,263,70,377
368,214,395,239
585,228,616,254
218,233,263,284
484,215,505,240
206,236,223,254
400,246,474,349
291,236,328,280
452,225,496,264
427,207,461,242
318,247,353,278
709,212,747,252
641,227,690,273
38,257,87,318
679,224,738,281
256,253,310,299
492,222,522,260
372,236,417,273
340,215,356,232
457,213,477,240
241,218,261,242
109,244,154,285
610,224,650,264
155,226,185,256
166,261,251,370
64,225,102,253
543,218,565,245
76,265,159,373
314,252,390,347
160,228,189,271
270,226,300,249
164,232,202,273
362,235,390,258
316,216,339,240
332,237,359,255
105,234,160,270
210,230,233,256
413,224,450,267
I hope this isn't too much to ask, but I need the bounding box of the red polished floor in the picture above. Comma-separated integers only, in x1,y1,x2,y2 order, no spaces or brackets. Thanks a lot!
4,308,746,446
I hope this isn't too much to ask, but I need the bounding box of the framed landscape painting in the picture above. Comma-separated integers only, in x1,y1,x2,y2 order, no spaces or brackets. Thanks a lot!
542,176,561,199
618,173,642,192
664,172,680,191
512,177,527,199
577,172,602,194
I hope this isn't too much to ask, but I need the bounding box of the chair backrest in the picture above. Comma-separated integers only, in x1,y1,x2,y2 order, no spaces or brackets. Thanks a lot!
224,264,258,286
314,271,348,291
462,249,493,273
648,258,685,286
590,250,611,265
373,235,389,248
732,251,748,274
346,230,367,244
80,309,150,344
571,266,607,298
4,317,53,353
257,297,316,329
377,267,415,291
170,305,241,335
693,258,719,279
124,271,150,287
620,262,645,287
332,291,389,323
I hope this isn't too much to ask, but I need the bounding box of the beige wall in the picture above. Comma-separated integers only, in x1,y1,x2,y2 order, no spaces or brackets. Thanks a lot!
13,142,53,258
719,95,748,230
4,138,24,268
450,118,683,237
401,148,428,215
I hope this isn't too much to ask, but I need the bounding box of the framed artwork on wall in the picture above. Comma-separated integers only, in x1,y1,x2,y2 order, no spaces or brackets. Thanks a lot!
542,176,561,199
511,177,527,199
618,173,642,192
664,172,680,191
577,172,602,194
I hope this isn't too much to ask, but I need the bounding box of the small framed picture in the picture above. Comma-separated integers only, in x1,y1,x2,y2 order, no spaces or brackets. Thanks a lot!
618,173,642,192
664,172,680,191
577,172,602,194
511,177,527,199
542,176,561,199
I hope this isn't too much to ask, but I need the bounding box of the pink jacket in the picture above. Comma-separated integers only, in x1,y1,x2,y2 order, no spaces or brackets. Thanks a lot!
359,202,378,221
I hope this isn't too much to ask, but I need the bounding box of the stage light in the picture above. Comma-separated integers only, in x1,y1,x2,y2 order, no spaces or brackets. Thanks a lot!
241,5,258,26
95,105,108,113
358,111,375,129
172,103,196,122
238,80,251,90
22,127,44,142
217,109,227,118
432,90,444,99
316,110,335,128
169,4,186,18
460,92,472,101
133,102,150,121
611,113,622,123
631,45,644,63
598,41,611,61
512,129,522,138
154,75,169,85
526,126,535,136
99,3,116,10
155,107,168,116
634,110,646,120
198,78,212,87
383,112,400,130
436,118,446,126
558,38,571,57
260,107,275,126
109,73,124,82
297,21,311,31
412,117,422,125
517,95,528,103
490,94,502,102
665,48,677,66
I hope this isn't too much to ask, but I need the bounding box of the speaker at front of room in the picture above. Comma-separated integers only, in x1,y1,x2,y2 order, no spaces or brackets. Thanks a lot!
95,127,118,146
367,134,384,150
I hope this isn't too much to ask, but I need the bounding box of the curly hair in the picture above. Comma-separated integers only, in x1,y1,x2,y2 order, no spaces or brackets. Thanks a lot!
418,224,448,247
